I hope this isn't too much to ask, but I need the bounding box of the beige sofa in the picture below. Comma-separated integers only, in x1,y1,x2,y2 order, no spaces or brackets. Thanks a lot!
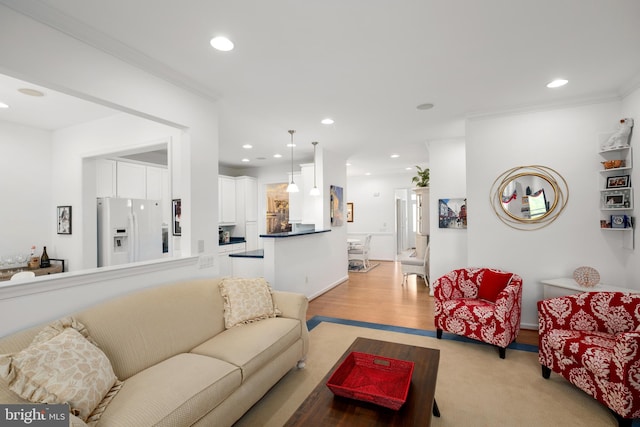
0,278,309,426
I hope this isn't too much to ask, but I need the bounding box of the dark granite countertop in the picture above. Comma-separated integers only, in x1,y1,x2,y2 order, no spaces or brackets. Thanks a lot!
219,237,246,246
229,249,264,259
259,229,331,238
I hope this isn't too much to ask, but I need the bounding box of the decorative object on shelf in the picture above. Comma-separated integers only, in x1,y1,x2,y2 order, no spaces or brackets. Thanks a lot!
601,159,626,170
309,141,320,196
286,130,299,193
346,202,353,222
611,214,632,229
56,206,72,235
606,175,630,188
573,266,600,288
411,166,430,187
601,188,632,209
172,199,182,236
438,198,467,229
600,118,634,151
330,185,344,226
490,165,569,231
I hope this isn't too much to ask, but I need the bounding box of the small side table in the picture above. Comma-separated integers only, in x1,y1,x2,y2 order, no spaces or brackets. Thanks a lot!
540,277,636,299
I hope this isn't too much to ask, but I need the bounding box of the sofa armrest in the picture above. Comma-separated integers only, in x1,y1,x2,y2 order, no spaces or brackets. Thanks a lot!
273,291,308,321
272,291,309,357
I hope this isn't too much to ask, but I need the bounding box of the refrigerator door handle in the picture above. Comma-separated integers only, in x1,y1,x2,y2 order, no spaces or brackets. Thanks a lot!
132,211,139,262
127,212,135,263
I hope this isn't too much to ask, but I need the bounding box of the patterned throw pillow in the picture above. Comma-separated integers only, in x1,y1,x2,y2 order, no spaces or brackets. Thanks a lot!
0,317,121,423
219,277,281,328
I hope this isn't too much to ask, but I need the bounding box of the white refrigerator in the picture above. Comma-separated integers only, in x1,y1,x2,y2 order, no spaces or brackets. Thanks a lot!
97,197,163,267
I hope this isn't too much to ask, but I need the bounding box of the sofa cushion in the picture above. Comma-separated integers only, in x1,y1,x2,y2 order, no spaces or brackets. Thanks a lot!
0,318,120,422
219,277,281,328
191,317,301,381
97,353,241,427
440,298,496,324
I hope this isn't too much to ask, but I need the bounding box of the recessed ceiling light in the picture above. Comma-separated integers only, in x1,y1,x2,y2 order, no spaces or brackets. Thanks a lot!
18,88,45,97
274,154,282,158
346,163,352,166
241,158,250,162
416,103,434,110
365,172,371,176
546,79,568,88
0,102,8,109
321,118,334,125
210,36,234,51
390,154,400,158
405,167,412,170
242,144,253,149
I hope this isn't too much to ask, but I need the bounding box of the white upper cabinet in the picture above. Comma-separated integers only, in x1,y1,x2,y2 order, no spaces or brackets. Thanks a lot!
117,162,147,199
219,175,237,224
96,159,117,198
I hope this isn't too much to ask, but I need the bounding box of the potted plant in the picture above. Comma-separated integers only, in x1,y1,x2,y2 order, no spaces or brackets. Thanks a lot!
412,166,430,187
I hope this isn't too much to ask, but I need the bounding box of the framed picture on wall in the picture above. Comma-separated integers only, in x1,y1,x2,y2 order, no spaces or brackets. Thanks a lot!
330,185,344,226
172,199,182,236
347,202,354,222
57,206,72,235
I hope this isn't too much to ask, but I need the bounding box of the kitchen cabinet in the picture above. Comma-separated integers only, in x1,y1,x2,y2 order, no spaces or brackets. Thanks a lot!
218,175,237,225
96,159,117,198
117,162,147,199
218,242,246,276
234,176,258,250
287,171,303,223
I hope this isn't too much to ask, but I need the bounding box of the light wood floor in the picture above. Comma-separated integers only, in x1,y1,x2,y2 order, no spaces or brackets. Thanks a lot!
307,260,538,346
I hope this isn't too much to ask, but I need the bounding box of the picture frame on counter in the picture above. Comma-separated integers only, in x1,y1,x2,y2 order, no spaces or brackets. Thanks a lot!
606,175,630,189
172,199,182,236
57,206,72,235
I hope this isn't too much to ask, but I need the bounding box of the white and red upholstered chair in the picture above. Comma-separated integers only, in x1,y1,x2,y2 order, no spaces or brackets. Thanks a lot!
538,292,640,427
434,267,523,359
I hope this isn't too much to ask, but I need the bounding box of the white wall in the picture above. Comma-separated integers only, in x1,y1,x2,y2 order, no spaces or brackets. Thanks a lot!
466,98,639,328
0,121,52,256
346,172,415,260
428,138,468,286
0,5,221,336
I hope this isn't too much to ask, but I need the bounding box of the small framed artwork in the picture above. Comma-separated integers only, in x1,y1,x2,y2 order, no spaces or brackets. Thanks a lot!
606,175,630,188
601,188,632,209
172,199,182,236
57,206,72,234
330,185,344,227
347,202,354,222
611,214,631,229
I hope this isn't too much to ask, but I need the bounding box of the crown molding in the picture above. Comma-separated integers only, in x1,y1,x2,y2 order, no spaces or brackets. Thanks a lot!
0,0,220,102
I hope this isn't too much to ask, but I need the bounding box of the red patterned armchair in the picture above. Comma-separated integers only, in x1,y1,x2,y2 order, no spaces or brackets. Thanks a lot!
434,268,523,358
538,292,640,426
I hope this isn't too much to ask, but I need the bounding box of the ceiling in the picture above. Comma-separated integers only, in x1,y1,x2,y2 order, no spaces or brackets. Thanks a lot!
2,0,640,177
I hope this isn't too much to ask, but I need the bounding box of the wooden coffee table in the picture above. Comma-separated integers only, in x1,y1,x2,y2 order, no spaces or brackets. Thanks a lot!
284,337,440,427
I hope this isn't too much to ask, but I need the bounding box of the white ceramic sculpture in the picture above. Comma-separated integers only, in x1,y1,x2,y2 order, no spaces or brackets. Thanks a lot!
601,118,634,150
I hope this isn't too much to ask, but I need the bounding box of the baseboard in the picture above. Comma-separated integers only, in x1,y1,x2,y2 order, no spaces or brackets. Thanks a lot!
308,275,349,301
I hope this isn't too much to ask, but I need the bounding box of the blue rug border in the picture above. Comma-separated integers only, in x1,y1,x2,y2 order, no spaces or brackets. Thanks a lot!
307,315,538,353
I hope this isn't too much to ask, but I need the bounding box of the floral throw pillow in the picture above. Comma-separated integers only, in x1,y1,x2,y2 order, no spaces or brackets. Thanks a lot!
0,317,121,423
219,277,281,328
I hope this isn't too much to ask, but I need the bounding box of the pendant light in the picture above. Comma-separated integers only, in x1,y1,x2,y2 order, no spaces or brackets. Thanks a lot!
286,130,299,193
309,141,320,196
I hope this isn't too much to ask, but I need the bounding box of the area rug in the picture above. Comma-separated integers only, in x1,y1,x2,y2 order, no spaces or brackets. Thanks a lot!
234,317,623,427
348,261,380,273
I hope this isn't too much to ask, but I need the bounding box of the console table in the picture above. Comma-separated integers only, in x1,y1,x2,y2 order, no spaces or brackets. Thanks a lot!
541,277,636,299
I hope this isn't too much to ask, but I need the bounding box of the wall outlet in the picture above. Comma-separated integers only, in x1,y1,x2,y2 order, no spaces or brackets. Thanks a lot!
198,254,215,269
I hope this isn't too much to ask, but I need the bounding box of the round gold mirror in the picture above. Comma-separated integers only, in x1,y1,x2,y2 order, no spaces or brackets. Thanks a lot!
490,165,568,230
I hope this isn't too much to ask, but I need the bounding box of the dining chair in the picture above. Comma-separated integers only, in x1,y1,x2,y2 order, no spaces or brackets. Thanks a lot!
401,243,429,286
348,234,372,270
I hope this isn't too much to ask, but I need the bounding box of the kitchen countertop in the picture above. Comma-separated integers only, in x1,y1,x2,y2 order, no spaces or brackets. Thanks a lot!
219,237,246,246
259,229,331,238
229,249,264,259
